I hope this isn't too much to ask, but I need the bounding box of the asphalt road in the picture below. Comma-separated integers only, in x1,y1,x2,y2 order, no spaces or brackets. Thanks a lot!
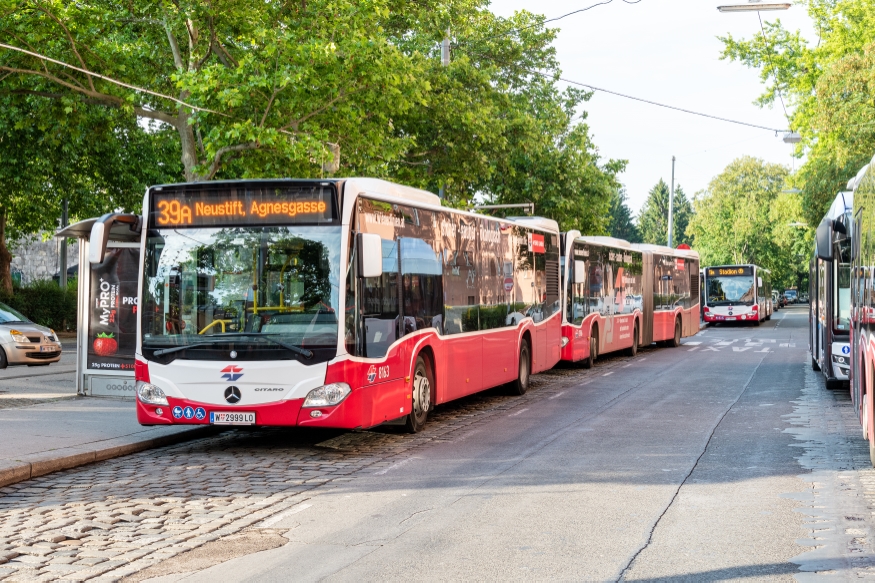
3,305,875,581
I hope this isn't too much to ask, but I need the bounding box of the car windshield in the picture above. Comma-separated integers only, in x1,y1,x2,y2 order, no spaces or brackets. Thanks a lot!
707,275,755,306
0,302,32,324
142,225,342,363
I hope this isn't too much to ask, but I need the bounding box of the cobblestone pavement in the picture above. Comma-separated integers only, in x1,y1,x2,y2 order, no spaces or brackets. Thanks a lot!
786,364,875,579
0,348,635,582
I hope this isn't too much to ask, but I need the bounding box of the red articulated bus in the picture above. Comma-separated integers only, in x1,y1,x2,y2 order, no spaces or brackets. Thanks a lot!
103,178,562,432
559,233,700,366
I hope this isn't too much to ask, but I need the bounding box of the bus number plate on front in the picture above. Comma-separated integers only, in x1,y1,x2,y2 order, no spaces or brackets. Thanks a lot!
210,412,256,425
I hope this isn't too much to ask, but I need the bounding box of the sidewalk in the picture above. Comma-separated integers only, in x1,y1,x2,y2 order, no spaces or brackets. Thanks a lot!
0,344,211,488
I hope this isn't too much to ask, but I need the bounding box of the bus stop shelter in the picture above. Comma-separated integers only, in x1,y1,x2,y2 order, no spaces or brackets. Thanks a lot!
56,214,140,398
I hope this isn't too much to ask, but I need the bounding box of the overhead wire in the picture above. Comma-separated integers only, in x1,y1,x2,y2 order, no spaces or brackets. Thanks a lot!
452,2,788,134
757,12,790,125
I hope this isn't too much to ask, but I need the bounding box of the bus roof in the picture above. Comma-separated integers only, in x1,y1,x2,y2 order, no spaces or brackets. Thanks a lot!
632,243,700,260
577,236,633,249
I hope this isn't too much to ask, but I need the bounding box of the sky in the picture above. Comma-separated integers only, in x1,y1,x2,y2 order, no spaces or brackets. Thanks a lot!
486,0,817,215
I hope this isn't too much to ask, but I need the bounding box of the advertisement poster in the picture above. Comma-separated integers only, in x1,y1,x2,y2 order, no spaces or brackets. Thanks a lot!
88,247,139,370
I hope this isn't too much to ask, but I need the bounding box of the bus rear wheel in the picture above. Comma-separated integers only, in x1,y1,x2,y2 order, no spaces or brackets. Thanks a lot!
811,357,820,371
627,322,639,357
405,356,432,433
668,318,681,348
583,329,598,369
508,340,530,396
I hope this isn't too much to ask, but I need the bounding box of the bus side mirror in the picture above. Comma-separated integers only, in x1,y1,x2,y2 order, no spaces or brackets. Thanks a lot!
89,222,109,265
574,260,586,284
88,213,141,265
357,233,383,278
815,217,833,261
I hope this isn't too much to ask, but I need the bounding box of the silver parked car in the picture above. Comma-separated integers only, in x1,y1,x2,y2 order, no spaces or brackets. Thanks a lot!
0,302,62,368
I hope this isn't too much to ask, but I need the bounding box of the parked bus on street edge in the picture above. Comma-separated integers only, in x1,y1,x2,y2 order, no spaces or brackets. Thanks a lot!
811,190,852,389
702,264,772,325
848,160,875,465
89,178,564,433
559,233,701,365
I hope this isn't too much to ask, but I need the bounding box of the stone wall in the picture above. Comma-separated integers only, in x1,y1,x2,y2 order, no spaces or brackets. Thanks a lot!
9,233,78,285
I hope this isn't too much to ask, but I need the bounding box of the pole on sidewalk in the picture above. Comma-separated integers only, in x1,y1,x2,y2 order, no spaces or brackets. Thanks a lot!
668,156,675,248
59,198,68,290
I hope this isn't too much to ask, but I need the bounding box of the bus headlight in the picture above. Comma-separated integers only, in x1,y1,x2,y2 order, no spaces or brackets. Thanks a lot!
561,337,570,347
303,383,351,408
137,381,169,405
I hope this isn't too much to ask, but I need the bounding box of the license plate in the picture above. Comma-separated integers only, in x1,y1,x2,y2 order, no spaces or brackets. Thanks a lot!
726,317,736,321
39,345,58,352
210,411,255,425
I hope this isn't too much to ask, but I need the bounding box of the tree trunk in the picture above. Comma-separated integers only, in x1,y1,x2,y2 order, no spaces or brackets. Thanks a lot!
176,108,201,182
0,210,13,297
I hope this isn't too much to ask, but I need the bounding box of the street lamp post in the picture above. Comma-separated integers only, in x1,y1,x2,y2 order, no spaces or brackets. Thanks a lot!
717,0,790,12
668,156,675,248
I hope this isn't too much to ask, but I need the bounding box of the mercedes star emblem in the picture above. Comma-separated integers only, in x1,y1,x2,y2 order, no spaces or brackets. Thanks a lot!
224,386,242,404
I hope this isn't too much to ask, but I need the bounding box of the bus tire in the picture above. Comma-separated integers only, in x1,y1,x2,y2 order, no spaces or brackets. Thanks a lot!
627,321,639,357
582,327,598,369
811,357,820,371
668,318,681,348
825,379,844,390
508,340,530,396
405,356,432,433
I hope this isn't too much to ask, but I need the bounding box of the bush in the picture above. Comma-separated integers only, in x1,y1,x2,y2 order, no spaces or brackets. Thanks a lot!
0,279,77,330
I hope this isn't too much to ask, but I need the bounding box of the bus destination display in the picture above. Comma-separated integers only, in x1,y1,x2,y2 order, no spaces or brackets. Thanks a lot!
150,185,336,227
707,266,752,277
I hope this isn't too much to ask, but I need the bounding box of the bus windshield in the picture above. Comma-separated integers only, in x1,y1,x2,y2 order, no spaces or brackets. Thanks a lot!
707,275,755,306
142,226,341,363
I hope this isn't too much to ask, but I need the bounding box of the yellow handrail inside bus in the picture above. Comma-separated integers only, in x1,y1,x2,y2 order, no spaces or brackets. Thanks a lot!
199,319,232,335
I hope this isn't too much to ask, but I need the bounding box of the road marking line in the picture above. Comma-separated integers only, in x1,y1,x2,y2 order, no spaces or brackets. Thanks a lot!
375,457,419,475
548,392,565,400
732,347,750,352
703,347,720,352
685,342,702,346
756,348,772,353
623,364,632,368
508,408,529,417
603,372,614,376
258,503,313,528
687,347,699,352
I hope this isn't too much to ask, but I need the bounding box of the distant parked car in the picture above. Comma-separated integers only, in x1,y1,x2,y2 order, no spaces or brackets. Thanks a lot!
784,290,798,304
0,302,62,368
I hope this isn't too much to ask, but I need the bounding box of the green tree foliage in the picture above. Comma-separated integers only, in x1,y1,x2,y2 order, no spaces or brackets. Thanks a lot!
0,0,622,238
607,188,641,243
719,1,875,227
637,179,692,247
0,96,181,293
688,157,807,289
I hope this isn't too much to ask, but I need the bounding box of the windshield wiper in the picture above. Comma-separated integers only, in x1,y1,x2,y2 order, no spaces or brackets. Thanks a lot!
152,333,313,359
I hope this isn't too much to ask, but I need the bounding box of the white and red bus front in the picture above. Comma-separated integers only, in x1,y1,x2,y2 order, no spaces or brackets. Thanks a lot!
133,180,366,428
702,265,761,323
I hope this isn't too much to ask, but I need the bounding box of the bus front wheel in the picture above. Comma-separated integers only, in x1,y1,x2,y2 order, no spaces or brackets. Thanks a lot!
405,356,432,433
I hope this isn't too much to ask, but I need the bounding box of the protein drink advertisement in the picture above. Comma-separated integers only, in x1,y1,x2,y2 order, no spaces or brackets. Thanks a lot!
88,247,139,370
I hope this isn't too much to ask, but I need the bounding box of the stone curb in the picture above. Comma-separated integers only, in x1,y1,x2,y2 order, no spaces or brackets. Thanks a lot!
0,426,217,488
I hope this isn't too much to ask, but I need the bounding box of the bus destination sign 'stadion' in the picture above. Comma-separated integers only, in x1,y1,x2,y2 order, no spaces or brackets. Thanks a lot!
150,185,336,227
707,266,753,277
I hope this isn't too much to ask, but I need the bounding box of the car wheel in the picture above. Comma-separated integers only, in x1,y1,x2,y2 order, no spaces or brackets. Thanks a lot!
0,347,6,369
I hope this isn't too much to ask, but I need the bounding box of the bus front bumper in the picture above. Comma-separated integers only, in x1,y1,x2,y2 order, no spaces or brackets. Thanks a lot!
136,394,366,429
